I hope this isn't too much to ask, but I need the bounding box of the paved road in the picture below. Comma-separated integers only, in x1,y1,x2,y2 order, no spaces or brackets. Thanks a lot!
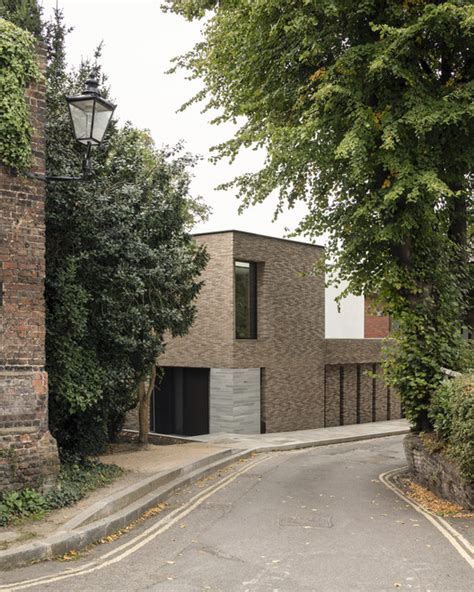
1,436,472,591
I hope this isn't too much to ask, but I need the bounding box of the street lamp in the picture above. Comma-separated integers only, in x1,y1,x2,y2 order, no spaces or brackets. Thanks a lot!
26,72,116,182
65,73,116,179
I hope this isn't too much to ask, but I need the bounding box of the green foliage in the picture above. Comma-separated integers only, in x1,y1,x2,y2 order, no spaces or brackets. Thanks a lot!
429,374,474,482
0,0,42,35
46,454,123,509
0,17,41,169
166,0,474,429
45,11,208,455
0,489,47,526
0,458,122,527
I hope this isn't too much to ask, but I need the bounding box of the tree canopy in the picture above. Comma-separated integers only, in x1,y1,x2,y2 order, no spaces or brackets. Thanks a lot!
166,0,473,429
44,11,208,454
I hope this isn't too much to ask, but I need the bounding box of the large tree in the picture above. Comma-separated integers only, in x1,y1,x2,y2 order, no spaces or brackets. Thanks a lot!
166,0,473,430
44,11,208,454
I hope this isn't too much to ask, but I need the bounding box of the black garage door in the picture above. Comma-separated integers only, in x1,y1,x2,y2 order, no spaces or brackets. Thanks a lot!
151,367,209,436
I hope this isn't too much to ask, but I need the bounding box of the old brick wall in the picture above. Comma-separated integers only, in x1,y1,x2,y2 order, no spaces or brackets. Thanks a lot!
404,434,473,510
0,45,59,492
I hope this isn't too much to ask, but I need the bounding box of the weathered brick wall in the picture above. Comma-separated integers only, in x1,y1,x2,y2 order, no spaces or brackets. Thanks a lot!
0,45,59,492
404,434,473,510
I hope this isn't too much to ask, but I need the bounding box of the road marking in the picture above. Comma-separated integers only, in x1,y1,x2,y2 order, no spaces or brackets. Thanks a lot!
0,454,273,591
380,466,473,569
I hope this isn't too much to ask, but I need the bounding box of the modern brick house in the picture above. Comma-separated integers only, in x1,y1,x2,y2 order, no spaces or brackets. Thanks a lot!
127,230,401,437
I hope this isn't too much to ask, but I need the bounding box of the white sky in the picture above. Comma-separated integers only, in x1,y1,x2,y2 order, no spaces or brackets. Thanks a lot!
40,0,313,241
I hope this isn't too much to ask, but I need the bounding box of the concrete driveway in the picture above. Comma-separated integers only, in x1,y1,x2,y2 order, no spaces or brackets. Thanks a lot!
1,435,472,591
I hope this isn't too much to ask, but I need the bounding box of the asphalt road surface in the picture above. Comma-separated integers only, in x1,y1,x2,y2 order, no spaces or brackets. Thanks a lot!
1,436,472,592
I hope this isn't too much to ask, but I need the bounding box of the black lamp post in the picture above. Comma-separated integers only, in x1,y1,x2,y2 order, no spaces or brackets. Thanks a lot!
28,72,116,182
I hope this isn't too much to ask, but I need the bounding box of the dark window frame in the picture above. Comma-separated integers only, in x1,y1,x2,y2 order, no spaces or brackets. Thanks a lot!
234,260,257,340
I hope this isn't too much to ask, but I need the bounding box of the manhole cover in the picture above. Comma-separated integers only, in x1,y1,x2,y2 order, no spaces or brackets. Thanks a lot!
279,515,333,528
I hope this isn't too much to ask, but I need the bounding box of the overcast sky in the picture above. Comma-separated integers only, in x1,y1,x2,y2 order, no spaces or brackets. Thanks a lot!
40,0,313,241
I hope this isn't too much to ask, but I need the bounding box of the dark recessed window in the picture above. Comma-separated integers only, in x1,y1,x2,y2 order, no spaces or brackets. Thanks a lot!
235,261,257,339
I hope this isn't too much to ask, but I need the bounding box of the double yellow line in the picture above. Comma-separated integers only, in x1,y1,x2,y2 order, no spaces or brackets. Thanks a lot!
0,454,272,591
379,467,473,570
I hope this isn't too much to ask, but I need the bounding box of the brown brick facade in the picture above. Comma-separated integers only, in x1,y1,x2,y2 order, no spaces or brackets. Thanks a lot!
157,231,326,432
142,231,402,435
0,46,59,492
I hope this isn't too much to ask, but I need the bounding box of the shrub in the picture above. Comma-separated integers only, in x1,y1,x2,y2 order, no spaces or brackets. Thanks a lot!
46,454,123,509
0,457,122,527
0,489,47,526
429,374,474,484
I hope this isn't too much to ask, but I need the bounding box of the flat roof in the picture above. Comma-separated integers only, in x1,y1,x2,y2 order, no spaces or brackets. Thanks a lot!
192,229,325,250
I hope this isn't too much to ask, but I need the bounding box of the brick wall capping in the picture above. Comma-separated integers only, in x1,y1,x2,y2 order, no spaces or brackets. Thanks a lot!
324,338,393,365
192,229,325,250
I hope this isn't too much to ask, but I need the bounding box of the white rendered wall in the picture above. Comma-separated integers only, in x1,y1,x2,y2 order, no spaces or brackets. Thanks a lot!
325,283,364,338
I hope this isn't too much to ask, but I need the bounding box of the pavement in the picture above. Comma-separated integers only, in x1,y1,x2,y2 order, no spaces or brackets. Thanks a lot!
0,419,410,571
187,419,410,450
1,436,472,591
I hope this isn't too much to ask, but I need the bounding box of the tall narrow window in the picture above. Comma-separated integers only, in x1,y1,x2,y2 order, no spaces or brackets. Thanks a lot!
235,261,257,339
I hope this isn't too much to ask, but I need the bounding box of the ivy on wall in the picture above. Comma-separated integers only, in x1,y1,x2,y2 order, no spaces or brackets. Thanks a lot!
0,18,42,170
0,0,43,37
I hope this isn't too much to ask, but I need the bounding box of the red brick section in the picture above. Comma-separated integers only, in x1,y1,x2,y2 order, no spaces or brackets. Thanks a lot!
0,45,59,492
364,296,390,338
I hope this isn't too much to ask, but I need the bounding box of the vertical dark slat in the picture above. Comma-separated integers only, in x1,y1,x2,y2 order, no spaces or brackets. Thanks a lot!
356,364,361,424
339,366,344,426
250,262,257,338
323,366,327,427
387,386,391,420
372,363,377,422
149,374,155,432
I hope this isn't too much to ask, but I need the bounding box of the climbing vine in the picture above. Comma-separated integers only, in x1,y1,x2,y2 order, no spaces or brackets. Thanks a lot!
0,18,42,170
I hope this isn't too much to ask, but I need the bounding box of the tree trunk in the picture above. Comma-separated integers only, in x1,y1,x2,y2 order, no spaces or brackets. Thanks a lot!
138,364,157,446
415,409,432,434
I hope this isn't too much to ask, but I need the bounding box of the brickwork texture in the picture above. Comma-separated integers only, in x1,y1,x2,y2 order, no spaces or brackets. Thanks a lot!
0,45,59,492
152,231,402,434
404,434,473,510
364,296,390,338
